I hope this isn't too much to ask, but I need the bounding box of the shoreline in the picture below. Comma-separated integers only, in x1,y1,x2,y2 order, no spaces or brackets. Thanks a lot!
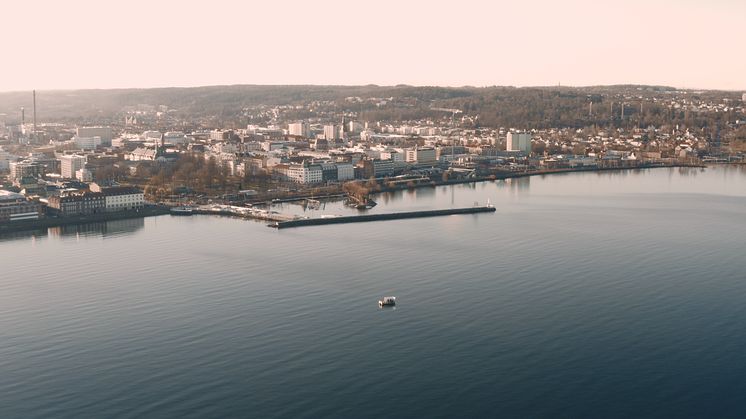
0,163,706,234
250,162,706,204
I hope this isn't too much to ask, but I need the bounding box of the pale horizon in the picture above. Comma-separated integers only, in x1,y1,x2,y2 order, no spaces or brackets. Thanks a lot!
2,0,744,92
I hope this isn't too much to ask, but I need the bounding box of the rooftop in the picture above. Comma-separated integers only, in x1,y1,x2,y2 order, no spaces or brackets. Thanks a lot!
0,190,26,202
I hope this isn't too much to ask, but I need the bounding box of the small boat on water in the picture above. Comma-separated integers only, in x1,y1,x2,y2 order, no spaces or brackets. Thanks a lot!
379,296,396,307
170,206,194,215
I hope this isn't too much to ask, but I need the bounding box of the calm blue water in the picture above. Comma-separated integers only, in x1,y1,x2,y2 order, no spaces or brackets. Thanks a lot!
1,166,745,418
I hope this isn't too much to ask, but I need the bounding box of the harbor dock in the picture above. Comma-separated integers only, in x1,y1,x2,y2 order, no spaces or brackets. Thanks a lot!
192,204,298,222
270,206,496,229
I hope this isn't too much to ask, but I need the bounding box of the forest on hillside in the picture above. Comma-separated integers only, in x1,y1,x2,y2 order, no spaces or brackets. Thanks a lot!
0,84,742,130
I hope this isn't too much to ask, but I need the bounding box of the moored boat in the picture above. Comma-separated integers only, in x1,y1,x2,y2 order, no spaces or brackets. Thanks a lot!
170,206,194,215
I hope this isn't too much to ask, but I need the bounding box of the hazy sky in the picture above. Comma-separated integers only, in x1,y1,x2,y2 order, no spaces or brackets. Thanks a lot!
2,0,744,91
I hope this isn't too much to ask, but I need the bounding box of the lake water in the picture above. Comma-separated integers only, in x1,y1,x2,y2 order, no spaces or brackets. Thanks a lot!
1,166,745,418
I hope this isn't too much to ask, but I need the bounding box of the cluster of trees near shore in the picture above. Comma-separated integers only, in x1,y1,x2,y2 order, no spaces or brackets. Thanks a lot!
132,154,261,200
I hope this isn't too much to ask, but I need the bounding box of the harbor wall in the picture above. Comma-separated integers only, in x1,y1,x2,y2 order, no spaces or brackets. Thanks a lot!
273,206,496,229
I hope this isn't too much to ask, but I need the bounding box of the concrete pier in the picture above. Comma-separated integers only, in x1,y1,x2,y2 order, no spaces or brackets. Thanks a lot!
271,206,496,229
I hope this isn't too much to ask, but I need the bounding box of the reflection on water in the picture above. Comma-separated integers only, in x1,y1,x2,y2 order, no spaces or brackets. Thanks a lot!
0,217,146,243
677,167,700,176
49,218,145,238
0,228,48,242
500,176,530,193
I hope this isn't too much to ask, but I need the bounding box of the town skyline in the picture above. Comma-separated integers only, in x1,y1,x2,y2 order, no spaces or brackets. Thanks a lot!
2,0,745,92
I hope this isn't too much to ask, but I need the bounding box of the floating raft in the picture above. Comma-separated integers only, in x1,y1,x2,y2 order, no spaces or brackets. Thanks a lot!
271,206,495,229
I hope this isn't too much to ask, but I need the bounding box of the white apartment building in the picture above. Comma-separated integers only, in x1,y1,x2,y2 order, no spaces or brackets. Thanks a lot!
285,163,323,184
90,184,145,212
60,154,87,179
507,132,532,153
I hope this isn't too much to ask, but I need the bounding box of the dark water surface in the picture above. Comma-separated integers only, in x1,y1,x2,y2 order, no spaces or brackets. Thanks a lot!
1,166,745,418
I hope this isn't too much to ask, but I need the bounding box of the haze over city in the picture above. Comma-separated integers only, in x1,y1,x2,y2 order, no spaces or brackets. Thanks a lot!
2,0,745,92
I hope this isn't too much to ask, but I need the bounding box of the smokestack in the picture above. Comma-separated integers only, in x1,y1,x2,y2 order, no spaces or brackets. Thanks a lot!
621,102,625,119
589,101,593,116
21,107,25,125
33,90,37,141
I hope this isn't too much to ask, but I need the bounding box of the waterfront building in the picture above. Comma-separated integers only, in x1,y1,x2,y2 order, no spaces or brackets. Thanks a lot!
507,132,532,153
361,159,396,178
0,190,41,222
90,184,145,212
47,191,106,216
336,162,355,181
59,154,87,179
320,162,338,182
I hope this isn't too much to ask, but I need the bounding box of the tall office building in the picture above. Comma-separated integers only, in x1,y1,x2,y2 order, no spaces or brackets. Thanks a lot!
77,127,113,146
323,124,340,140
288,122,310,138
60,154,87,179
506,132,532,153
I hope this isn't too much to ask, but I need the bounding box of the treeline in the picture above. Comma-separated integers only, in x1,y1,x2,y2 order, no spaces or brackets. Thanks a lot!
1,84,742,131
438,87,741,130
